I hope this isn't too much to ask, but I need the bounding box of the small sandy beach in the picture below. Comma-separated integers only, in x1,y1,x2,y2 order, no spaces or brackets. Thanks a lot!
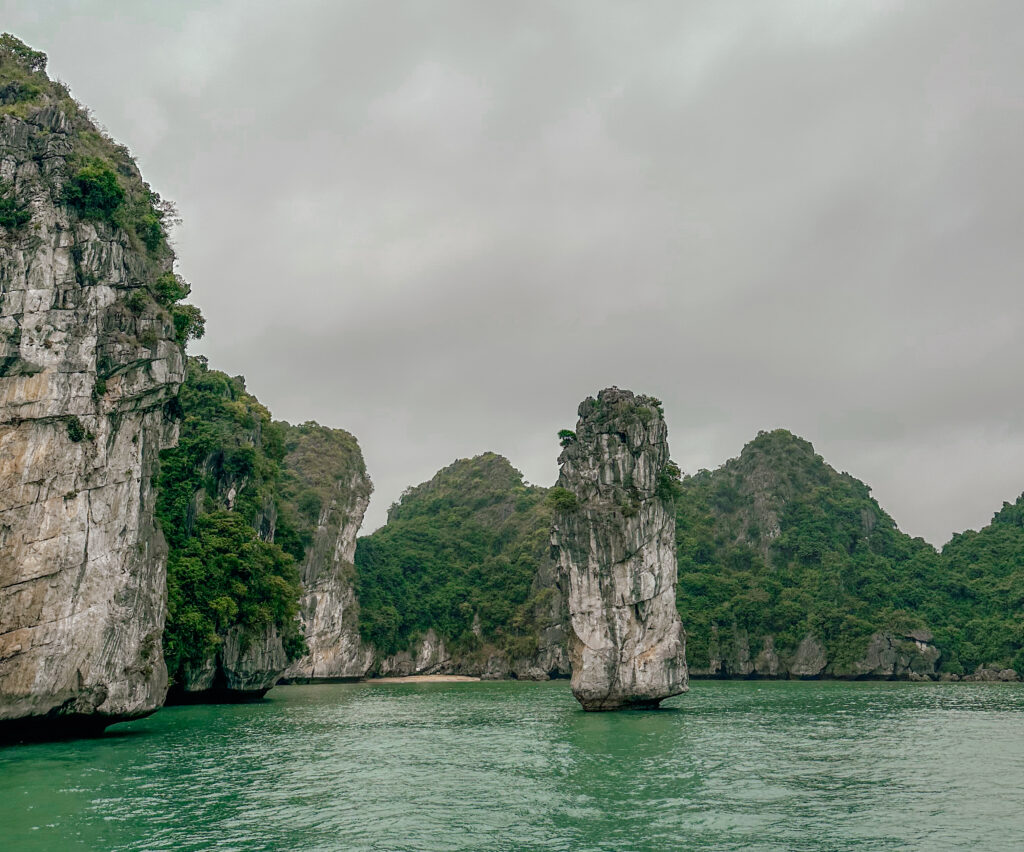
366,675,481,683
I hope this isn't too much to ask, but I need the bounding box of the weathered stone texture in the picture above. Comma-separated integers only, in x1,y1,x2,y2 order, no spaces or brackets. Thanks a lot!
284,467,374,681
690,627,942,681
0,108,184,734
551,387,687,710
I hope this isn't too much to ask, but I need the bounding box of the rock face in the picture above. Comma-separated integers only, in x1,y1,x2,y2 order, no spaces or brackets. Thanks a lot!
177,628,289,700
551,388,687,710
843,630,941,679
789,635,828,678
689,627,941,680
0,42,186,737
281,424,374,681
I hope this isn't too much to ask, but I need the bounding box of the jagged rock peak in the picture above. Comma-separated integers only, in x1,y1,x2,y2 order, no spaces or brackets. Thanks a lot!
551,387,688,710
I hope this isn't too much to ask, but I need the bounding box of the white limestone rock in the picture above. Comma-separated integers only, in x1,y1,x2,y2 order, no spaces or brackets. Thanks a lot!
551,388,688,710
0,93,185,736
283,460,374,681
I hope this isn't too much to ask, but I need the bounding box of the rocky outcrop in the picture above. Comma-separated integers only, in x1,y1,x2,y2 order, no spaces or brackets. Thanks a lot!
689,627,942,680
841,630,941,679
177,626,287,700
961,667,1020,682
0,42,186,738
160,379,374,700
369,626,565,682
551,388,687,710
754,636,780,676
789,635,828,678
526,555,571,678
376,629,451,677
280,424,374,681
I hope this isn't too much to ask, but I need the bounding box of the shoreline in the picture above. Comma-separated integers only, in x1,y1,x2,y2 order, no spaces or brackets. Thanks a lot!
364,675,482,683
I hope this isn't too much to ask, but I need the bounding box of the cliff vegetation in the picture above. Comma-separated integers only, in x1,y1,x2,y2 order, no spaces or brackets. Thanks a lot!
355,453,555,661
0,34,196,732
939,496,1024,674
155,357,305,686
156,355,373,693
676,429,1023,676
0,34,204,357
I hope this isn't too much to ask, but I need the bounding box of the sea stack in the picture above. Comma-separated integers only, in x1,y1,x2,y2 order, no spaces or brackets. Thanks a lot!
551,388,688,710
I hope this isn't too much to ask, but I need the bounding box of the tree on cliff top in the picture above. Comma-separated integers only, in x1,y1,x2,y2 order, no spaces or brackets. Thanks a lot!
355,453,553,658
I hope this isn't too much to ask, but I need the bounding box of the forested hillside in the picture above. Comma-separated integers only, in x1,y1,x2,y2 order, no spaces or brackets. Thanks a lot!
156,357,370,694
352,430,1023,681
940,496,1024,674
355,453,565,672
676,429,1021,677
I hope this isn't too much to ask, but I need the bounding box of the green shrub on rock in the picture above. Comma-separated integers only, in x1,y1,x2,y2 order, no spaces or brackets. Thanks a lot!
64,159,124,221
547,487,578,513
66,416,86,443
0,194,30,229
163,510,304,677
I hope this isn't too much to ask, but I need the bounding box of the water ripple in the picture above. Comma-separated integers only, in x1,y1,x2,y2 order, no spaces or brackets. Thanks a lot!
2,681,1023,850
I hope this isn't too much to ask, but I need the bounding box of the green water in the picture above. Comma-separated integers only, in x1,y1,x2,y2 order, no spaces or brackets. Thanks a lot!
2,681,1023,851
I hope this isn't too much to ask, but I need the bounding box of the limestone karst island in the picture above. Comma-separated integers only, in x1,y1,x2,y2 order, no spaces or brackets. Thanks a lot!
2,13,1024,852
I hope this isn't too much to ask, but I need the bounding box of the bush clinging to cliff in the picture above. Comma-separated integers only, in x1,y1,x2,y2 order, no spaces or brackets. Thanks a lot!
64,159,125,221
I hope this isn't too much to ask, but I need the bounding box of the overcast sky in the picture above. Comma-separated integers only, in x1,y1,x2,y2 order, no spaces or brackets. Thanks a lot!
6,1,1023,544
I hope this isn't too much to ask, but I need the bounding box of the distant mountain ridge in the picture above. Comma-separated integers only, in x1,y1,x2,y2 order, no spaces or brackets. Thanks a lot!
675,429,1021,679
351,430,1023,682
355,452,569,679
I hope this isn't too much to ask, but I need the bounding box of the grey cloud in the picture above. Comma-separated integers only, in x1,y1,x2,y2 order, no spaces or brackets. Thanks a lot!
5,0,1023,542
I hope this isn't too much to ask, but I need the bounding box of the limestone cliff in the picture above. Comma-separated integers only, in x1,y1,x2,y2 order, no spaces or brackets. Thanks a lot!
0,37,190,737
280,423,373,681
551,388,687,710
157,359,296,701
157,360,373,699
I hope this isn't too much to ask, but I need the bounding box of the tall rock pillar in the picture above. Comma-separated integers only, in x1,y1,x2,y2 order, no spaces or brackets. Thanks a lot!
551,388,688,710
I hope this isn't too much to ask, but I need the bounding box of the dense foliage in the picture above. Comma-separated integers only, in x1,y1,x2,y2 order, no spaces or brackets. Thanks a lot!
164,511,304,675
157,358,306,681
939,497,1024,673
355,453,553,658
675,429,1023,674
0,187,30,229
64,159,125,221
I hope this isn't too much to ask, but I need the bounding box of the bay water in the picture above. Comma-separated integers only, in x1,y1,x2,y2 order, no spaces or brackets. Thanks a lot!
2,680,1023,851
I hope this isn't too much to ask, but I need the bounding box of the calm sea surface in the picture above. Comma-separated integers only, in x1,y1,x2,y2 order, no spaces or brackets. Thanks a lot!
2,680,1023,851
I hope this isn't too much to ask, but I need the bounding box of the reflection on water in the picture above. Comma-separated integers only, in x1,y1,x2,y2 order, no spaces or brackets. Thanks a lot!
2,680,1023,851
